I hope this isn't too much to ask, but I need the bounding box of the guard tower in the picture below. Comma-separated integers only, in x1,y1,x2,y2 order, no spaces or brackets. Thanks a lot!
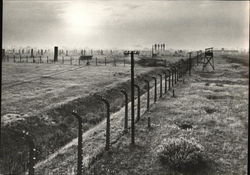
202,47,214,70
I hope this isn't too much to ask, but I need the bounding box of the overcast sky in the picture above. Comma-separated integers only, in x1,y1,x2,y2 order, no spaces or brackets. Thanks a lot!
3,0,249,50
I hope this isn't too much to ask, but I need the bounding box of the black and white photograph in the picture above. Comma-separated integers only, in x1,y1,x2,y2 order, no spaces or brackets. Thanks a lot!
0,0,249,174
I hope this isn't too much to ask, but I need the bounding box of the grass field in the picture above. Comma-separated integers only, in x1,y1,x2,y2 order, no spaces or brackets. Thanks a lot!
84,54,248,175
1,53,248,174
1,55,176,174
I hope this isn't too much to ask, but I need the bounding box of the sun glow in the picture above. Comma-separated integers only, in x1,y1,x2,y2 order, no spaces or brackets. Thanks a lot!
63,2,105,35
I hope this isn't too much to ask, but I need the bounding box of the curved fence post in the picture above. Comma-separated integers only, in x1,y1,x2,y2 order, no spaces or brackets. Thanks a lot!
157,74,162,97
134,84,141,122
71,111,83,175
144,80,150,111
100,97,110,150
22,130,35,175
120,89,128,132
152,76,157,103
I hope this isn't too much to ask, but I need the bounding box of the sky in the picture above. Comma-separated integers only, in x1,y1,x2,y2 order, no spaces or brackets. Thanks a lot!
2,0,249,50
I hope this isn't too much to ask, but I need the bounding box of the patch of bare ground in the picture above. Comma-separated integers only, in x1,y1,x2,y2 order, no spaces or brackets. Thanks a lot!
86,55,248,175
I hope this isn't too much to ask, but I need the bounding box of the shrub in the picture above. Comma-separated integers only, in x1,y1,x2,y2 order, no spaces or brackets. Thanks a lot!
157,137,205,171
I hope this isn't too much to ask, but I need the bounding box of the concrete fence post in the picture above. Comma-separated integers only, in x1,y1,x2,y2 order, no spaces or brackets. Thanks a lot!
54,46,58,62
166,69,171,90
71,111,83,175
100,97,110,150
22,130,35,175
157,74,162,97
152,76,157,103
31,49,34,58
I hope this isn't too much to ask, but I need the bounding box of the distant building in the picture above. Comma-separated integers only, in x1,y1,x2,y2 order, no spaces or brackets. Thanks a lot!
214,48,239,55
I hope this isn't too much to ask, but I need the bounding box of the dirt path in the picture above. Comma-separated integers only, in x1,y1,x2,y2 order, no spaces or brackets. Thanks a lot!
85,55,248,175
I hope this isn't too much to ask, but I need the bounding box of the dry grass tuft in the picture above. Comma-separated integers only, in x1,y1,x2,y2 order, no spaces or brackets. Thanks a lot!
157,137,207,171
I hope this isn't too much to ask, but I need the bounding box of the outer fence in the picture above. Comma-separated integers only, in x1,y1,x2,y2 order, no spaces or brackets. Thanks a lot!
0,49,205,174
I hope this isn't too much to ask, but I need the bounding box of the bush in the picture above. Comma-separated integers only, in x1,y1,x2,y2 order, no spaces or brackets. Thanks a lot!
157,137,205,171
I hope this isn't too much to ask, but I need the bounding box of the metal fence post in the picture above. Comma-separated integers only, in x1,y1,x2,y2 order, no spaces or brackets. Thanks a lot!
121,89,128,132
20,55,22,63
157,74,162,97
72,111,83,175
40,56,42,63
144,80,150,111
14,55,16,63
22,130,35,175
134,84,140,122
152,76,157,103
32,56,35,63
